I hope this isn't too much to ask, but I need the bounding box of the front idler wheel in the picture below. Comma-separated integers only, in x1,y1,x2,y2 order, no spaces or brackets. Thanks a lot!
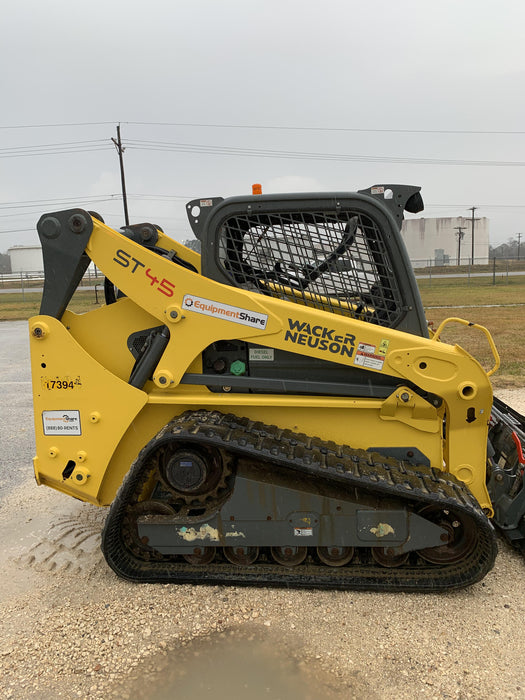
417,505,478,564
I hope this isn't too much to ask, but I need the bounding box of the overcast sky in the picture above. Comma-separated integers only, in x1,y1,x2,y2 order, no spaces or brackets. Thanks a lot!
2,0,525,251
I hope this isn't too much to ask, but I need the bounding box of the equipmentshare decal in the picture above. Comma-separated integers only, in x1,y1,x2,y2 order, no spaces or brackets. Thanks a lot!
284,319,355,358
182,295,268,329
42,410,81,436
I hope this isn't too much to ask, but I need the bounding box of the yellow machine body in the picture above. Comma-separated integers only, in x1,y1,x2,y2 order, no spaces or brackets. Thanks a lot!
30,214,494,513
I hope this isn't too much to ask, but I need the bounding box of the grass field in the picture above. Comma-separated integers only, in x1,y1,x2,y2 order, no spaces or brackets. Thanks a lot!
0,289,102,321
420,278,525,386
1,278,524,386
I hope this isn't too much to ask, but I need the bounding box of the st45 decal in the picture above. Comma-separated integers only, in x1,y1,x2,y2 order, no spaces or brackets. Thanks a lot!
113,249,175,297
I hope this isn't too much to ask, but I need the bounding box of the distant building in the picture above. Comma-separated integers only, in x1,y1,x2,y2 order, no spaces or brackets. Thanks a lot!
401,217,490,267
7,245,97,276
8,245,43,273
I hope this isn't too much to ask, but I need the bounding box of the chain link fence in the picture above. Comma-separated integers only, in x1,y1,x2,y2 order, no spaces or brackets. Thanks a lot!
412,257,525,287
2,257,525,295
0,267,105,301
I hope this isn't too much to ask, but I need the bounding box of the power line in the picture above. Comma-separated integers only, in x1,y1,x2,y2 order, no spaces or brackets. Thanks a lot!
1,133,524,166
2,120,525,135
2,194,525,217
0,146,112,159
125,139,525,167
123,193,190,200
2,188,525,210
0,122,116,130
0,194,191,210
0,228,35,236
424,204,525,209
126,122,525,135
0,139,108,152
0,197,121,212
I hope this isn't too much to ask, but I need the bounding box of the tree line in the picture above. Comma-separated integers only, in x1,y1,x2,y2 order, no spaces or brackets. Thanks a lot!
489,235,522,260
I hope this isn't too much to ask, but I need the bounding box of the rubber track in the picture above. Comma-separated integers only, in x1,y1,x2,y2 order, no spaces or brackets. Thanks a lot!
101,410,498,591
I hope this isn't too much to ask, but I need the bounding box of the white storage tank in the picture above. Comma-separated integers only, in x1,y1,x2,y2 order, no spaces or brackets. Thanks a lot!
401,217,490,268
8,245,44,273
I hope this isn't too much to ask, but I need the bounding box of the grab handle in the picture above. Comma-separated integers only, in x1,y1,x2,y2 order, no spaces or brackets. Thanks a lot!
431,317,501,377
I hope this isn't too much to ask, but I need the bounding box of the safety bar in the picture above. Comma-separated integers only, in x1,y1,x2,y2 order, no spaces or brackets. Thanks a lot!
431,317,500,377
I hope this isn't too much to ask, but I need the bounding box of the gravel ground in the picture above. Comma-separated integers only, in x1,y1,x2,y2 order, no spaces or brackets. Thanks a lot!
1,321,524,699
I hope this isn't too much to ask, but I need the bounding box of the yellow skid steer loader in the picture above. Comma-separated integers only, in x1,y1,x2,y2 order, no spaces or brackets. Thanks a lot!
28,184,525,590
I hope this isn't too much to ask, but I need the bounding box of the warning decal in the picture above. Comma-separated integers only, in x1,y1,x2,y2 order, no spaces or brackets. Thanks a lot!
294,528,313,537
354,342,385,371
377,339,390,356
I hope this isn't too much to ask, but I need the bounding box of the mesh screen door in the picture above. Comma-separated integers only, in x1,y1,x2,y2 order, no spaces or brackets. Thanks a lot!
217,210,404,327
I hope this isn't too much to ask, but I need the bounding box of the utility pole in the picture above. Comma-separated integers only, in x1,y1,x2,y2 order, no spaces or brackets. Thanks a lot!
454,226,466,266
517,233,522,261
112,124,130,227
467,206,479,265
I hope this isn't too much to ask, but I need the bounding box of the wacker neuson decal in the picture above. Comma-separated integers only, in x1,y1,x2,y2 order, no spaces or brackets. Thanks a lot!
182,295,268,329
284,319,355,358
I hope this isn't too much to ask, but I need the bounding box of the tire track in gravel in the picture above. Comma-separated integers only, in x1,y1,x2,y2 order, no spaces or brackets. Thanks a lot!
16,512,105,574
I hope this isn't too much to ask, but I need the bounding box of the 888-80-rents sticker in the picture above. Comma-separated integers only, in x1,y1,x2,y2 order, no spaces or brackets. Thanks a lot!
42,410,81,436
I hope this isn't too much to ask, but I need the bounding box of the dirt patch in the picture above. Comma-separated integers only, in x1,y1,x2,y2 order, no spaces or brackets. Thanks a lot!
1,389,525,699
